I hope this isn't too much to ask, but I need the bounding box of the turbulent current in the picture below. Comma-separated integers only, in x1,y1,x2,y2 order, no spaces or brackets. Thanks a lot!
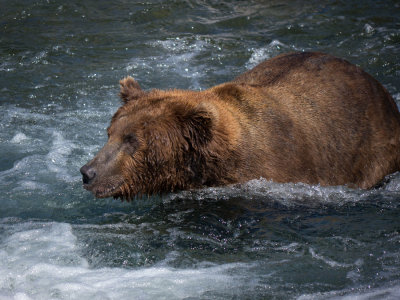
1,1,400,299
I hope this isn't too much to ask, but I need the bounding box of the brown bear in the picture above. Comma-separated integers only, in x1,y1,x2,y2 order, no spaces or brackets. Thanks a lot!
80,52,400,200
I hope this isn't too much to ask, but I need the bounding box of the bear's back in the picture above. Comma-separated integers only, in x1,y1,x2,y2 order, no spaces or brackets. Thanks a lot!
227,52,400,188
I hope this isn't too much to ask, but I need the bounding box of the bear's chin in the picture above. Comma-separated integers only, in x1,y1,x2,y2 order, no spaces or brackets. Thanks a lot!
83,179,125,199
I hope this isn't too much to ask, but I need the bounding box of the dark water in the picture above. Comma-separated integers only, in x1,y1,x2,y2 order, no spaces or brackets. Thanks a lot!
1,0,400,299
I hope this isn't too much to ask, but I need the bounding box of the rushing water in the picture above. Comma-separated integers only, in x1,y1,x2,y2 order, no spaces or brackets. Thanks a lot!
1,0,400,299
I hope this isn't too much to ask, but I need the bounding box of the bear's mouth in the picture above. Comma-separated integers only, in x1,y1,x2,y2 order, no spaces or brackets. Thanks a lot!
83,180,124,199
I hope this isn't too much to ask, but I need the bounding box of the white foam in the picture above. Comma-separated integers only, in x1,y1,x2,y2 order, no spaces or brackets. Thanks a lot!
165,178,373,208
125,37,213,90
1,262,248,299
382,172,400,191
46,131,78,183
0,155,42,185
363,23,375,35
0,105,107,194
11,133,28,143
31,51,49,65
156,38,206,88
0,221,254,300
13,180,49,192
246,40,300,69
309,247,362,268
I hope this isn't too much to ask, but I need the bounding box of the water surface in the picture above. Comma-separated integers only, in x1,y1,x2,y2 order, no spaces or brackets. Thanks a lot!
1,1,400,299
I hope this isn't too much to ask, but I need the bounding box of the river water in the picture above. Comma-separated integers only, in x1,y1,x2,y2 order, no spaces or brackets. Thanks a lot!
1,1,400,299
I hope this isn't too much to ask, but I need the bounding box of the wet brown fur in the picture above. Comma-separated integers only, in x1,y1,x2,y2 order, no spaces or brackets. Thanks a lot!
81,52,400,200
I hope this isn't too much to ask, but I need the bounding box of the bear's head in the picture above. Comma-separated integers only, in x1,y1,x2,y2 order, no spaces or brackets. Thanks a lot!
80,77,233,200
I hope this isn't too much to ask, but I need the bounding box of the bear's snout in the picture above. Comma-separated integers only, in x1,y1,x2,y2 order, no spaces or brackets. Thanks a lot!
80,164,96,185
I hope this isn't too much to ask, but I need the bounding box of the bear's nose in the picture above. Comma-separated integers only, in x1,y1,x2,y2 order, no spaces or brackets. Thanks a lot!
80,165,96,184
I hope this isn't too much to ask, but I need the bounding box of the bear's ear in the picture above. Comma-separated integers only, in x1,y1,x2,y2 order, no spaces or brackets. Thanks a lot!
119,76,145,103
175,104,213,148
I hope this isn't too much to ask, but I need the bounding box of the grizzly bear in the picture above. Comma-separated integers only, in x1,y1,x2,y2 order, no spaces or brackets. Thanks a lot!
80,52,400,200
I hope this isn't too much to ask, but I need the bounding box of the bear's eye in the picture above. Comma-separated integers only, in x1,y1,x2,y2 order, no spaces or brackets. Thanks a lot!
123,133,139,149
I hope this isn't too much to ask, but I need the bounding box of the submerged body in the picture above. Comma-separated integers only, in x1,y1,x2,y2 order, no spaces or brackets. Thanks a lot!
80,52,400,199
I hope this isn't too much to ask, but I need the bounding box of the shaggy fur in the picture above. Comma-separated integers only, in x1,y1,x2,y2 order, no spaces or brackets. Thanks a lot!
80,52,400,200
